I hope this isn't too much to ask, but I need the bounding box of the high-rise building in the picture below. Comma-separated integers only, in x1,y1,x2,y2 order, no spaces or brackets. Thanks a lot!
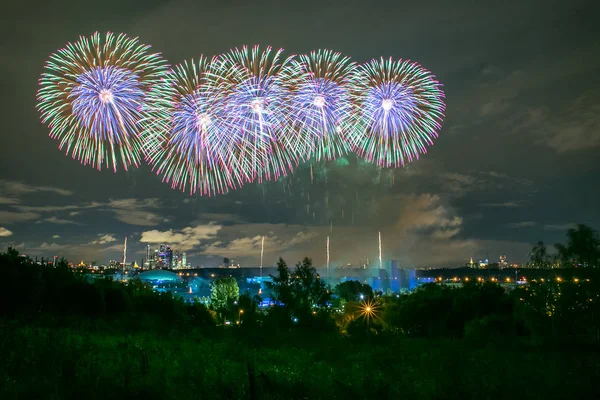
182,252,187,268
166,246,173,268
499,255,508,267
145,245,151,268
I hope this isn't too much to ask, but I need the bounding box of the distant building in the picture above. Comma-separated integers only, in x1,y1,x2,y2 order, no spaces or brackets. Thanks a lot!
137,269,183,285
145,245,151,268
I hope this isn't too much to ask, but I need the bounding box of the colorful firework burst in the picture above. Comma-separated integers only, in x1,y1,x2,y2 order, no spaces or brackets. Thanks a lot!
348,58,445,168
141,57,247,195
283,50,356,161
37,32,168,172
214,45,298,183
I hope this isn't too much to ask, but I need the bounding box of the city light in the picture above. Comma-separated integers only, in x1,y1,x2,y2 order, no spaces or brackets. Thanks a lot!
359,299,380,329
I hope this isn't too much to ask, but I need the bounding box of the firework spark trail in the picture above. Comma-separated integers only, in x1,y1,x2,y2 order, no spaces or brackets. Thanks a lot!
378,231,382,270
327,235,330,283
37,32,168,172
260,235,265,277
122,236,127,276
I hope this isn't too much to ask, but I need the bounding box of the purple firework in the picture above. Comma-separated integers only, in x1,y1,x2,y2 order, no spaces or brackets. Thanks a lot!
348,57,445,168
141,57,247,195
37,32,168,172
283,50,356,161
214,45,298,183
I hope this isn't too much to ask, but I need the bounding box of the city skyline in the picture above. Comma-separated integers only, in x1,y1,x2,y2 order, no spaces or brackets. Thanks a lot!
0,0,598,268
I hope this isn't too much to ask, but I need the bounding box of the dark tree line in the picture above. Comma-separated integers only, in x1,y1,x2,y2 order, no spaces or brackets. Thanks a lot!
530,224,600,268
3,245,600,345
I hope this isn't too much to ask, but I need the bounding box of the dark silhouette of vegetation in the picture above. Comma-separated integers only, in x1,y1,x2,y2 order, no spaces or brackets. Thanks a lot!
267,257,331,330
2,244,600,399
334,280,374,302
531,224,600,268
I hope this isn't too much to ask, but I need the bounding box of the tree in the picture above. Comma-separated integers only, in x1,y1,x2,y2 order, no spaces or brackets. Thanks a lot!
270,258,294,306
210,277,239,312
269,257,331,322
554,243,570,267
530,241,549,268
565,224,600,267
334,280,373,302
290,258,330,315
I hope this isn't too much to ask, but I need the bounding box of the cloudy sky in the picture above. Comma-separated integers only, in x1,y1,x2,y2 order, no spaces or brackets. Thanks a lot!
0,0,598,267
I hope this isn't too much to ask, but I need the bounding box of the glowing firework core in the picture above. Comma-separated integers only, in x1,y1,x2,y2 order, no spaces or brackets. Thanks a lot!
99,89,114,104
381,99,393,111
313,95,326,108
196,113,212,129
250,98,264,113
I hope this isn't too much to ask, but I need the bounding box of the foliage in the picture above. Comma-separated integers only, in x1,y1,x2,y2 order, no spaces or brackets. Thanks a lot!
532,224,600,268
334,280,373,302
2,327,600,400
210,277,239,312
269,257,331,326
562,224,600,267
530,241,551,268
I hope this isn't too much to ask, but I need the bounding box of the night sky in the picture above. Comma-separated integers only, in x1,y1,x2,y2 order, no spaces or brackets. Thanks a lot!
1,0,598,268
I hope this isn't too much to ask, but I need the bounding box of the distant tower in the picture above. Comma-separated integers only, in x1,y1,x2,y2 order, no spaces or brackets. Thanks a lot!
146,245,151,268
182,252,187,268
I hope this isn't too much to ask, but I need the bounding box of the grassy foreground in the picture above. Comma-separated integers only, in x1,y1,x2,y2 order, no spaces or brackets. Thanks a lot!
1,324,599,400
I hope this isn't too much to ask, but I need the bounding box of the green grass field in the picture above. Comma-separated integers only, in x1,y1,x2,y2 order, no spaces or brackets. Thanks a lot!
2,324,599,400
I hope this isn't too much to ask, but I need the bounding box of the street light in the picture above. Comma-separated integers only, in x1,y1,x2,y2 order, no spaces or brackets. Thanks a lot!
238,309,244,324
360,299,379,331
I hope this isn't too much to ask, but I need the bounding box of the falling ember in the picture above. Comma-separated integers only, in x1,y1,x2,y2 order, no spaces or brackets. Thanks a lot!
310,164,314,184
378,231,382,270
